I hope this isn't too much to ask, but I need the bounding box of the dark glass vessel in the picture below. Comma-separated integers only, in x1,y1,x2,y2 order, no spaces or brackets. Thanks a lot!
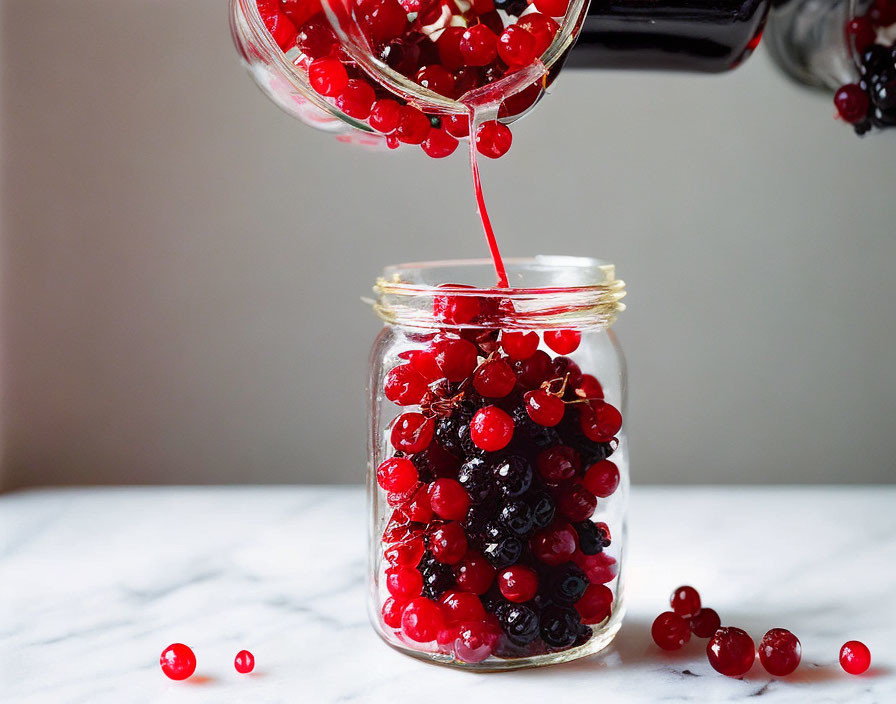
568,0,772,72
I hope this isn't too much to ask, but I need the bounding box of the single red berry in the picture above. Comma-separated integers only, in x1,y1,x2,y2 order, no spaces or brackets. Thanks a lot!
524,389,565,426
690,608,722,638
707,627,756,677
420,128,458,158
262,12,298,51
394,105,432,144
376,457,419,493
845,17,877,53
840,640,871,675
501,331,539,360
428,478,471,520
416,65,456,97
572,549,617,584
499,81,544,119
576,373,604,400
309,57,349,97
530,519,578,565
670,585,702,618
159,643,197,681
453,551,496,594
234,650,255,674
386,565,424,599
513,349,552,388
429,521,468,564
384,534,425,567
515,13,559,55
497,26,538,67
443,113,471,138
579,400,622,443
452,621,498,663
358,0,408,44
652,612,691,651
386,134,400,149
390,413,434,453
551,356,583,388
296,15,337,58
401,597,445,642
759,628,801,676
403,348,441,380
280,0,319,27
497,565,538,603
474,358,517,398
576,584,613,625
404,485,434,523
475,120,512,159
384,364,428,406
439,590,487,623
433,287,481,324
470,406,515,451
335,78,376,119
382,596,406,628
368,98,402,133
429,337,478,381
536,445,580,484
583,460,620,498
460,25,498,67
834,84,870,124
532,0,569,17
437,26,467,70
544,329,581,354
554,483,597,522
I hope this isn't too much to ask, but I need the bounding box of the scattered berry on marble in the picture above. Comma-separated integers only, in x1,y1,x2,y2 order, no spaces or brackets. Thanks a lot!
839,640,872,675
758,628,801,677
651,612,691,651
160,643,197,681
670,585,701,618
689,608,721,638
707,627,756,677
234,650,255,674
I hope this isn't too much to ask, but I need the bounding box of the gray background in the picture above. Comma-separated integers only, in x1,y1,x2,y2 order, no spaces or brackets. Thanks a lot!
1,0,894,490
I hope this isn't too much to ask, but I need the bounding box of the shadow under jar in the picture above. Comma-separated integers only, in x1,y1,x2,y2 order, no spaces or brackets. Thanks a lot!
367,257,628,670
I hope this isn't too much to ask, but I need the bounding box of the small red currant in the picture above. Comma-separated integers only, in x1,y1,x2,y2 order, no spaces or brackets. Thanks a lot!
234,650,255,674
429,521,468,564
689,608,721,638
453,551,496,594
429,337,479,381
497,26,538,67
475,120,512,159
401,597,445,642
428,478,471,520
670,585,701,618
524,389,565,426
576,584,613,625
386,565,424,599
707,627,756,677
501,331,539,360
530,519,578,565
390,413,434,453
376,457,419,493
474,358,517,398
159,643,197,681
459,25,498,67
759,628,801,676
579,400,622,442
583,460,620,498
652,612,691,650
382,596,406,628
840,640,871,675
308,57,349,97
439,590,487,623
384,363,428,406
497,565,538,603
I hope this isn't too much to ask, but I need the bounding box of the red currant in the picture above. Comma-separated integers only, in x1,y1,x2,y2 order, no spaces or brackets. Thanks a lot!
453,551,496,594
384,534,425,566
840,640,871,675
576,584,613,624
429,521,468,564
428,478,471,520
453,621,498,663
404,484,433,522
652,612,691,651
357,0,408,44
524,389,565,426
262,11,298,51
497,565,538,602
382,596,406,628
474,358,517,398
386,565,424,599
159,643,197,681
501,331,539,360
532,0,569,17
335,78,376,119
416,65,456,97
309,57,349,97
460,25,498,67
554,483,597,522
576,374,604,400
437,26,467,70
234,650,255,674
384,364,428,405
834,84,870,124
497,26,537,67
846,17,877,53
707,627,756,677
443,113,471,138
515,14,558,55
475,120,512,159
869,0,896,26
470,406,515,451
376,457,419,492
296,15,337,58
430,337,478,381
420,126,458,158
403,348,441,381
369,98,402,133
530,519,578,565
401,597,445,642
759,628,801,676
536,445,580,484
583,460,620,498
579,400,622,442
439,590,487,623
394,105,432,144
689,608,721,638
390,413,434,453
670,585,701,618
544,329,581,354
513,349,552,388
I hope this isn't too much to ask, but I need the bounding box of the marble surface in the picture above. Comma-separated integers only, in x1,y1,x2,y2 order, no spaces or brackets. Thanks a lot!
1,486,894,703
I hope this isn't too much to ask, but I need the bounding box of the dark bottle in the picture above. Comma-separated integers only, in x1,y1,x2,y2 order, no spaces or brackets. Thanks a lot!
567,0,772,72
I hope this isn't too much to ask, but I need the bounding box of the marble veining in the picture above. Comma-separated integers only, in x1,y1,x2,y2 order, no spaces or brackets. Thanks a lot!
1,486,894,703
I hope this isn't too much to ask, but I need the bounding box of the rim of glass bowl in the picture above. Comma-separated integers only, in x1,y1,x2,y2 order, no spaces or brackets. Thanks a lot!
236,0,591,129
372,256,627,330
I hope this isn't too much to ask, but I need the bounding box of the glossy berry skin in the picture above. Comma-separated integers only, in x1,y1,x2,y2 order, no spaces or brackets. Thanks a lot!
296,16,337,59
515,13,559,55
532,0,569,17
670,585,701,618
574,520,609,555
531,520,578,565
376,457,419,493
840,640,871,675
579,400,623,443
536,445,580,484
460,25,499,67
401,597,445,642
544,330,581,355
498,26,538,67
416,65,456,97
369,98,402,133
335,79,376,119
234,650,255,674
524,389,565,427
492,456,533,497
759,628,801,677
689,608,721,638
501,331,539,360
452,621,498,663
384,534,425,567
433,288,480,325
576,584,613,624
453,551,496,594
382,596,406,628
476,120,513,159
583,460,620,498
651,612,691,651
430,337,478,381
395,105,432,145
160,643,197,681
308,57,349,97
474,359,517,398
576,374,604,400
386,565,424,599
513,349,552,388
497,565,539,603
421,129,459,158
428,478,471,520
554,483,597,522
437,26,466,70
499,499,534,536
707,627,756,677
540,606,581,648
496,602,540,645
443,114,471,138
439,590,487,623
384,364,428,406
390,413,434,453
835,84,871,124
846,17,877,53
471,406,515,451
261,11,298,51
357,0,408,44
429,522,468,564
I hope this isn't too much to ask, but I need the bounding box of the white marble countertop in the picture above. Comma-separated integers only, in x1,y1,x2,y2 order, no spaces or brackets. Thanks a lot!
1,486,894,703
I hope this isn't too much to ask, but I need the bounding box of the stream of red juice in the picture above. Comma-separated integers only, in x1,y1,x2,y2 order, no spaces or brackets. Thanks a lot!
468,110,509,289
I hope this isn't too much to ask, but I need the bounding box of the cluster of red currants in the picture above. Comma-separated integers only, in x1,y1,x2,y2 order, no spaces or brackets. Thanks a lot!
159,644,256,681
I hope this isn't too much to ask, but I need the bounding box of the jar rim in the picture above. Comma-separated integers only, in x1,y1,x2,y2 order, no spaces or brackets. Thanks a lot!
372,256,626,330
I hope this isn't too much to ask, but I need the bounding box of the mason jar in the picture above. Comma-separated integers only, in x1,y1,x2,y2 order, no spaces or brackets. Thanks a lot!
366,256,628,670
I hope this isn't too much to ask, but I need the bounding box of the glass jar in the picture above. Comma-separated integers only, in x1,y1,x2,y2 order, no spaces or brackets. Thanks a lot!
367,257,628,670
